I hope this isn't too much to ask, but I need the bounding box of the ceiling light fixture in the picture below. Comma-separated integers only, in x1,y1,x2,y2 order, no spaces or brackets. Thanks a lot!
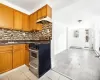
78,20,82,23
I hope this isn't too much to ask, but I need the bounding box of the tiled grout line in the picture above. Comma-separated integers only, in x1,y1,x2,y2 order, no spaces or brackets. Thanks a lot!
58,76,60,80
51,69,73,80
46,76,53,80
7,76,10,80
19,69,31,80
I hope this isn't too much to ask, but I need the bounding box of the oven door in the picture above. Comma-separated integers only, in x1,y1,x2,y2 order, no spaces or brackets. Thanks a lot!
29,49,38,67
29,49,38,58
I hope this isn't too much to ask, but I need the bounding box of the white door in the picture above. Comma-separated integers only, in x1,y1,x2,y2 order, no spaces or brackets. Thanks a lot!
84,29,90,49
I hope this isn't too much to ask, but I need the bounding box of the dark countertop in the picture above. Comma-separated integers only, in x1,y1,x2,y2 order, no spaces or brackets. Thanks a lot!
0,40,50,45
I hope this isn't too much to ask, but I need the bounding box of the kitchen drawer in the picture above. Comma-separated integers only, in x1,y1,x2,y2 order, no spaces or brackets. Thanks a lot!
13,44,25,50
0,45,12,52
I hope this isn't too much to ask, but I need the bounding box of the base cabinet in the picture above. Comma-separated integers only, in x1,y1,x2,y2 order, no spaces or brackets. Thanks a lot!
13,44,25,68
0,44,29,73
25,44,29,66
0,51,12,74
25,50,29,66
13,50,25,68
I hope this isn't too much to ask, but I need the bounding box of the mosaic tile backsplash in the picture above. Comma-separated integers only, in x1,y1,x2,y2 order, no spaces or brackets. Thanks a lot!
0,23,52,40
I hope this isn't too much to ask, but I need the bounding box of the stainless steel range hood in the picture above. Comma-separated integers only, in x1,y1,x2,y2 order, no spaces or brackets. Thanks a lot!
36,16,52,24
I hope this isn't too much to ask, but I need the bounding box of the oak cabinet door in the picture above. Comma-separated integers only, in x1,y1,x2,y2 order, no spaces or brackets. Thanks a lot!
41,5,52,18
0,4,13,29
20,50,25,65
22,14,30,31
13,50,25,68
25,50,29,66
13,50,21,68
14,10,22,30
34,12,38,30
37,10,42,30
47,5,52,18
13,44,25,68
30,12,37,30
25,44,29,66
30,14,34,31
41,5,47,18
37,9,42,19
0,51,12,73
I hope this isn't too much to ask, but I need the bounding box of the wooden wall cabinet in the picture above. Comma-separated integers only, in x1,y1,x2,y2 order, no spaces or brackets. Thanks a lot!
14,10,23,30
41,4,52,18
0,4,52,31
29,14,34,31
46,5,52,18
37,9,42,31
30,12,37,30
37,4,52,19
37,9,42,19
0,4,13,29
41,5,47,18
22,14,30,31
29,4,52,31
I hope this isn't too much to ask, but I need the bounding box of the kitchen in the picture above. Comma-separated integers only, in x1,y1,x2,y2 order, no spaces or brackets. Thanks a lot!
0,0,52,80
1,0,100,80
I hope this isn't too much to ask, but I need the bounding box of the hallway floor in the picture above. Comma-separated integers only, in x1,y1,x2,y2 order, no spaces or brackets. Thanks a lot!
53,49,100,80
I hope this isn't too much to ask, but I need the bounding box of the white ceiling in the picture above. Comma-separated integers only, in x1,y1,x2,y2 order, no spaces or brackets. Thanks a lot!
5,0,47,11
52,0,80,11
53,0,100,25
0,0,81,14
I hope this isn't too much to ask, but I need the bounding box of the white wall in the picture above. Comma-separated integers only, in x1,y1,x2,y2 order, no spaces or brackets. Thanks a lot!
51,0,100,68
52,0,100,52
68,28,86,49
53,22,68,55
90,16,100,54
67,21,91,49
51,21,68,68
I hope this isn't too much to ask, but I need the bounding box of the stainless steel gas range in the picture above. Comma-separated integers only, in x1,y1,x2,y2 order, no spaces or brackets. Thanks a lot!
29,48,39,77
29,42,51,78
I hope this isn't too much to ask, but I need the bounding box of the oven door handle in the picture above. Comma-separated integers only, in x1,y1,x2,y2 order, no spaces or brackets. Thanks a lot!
29,63,38,69
29,49,38,53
